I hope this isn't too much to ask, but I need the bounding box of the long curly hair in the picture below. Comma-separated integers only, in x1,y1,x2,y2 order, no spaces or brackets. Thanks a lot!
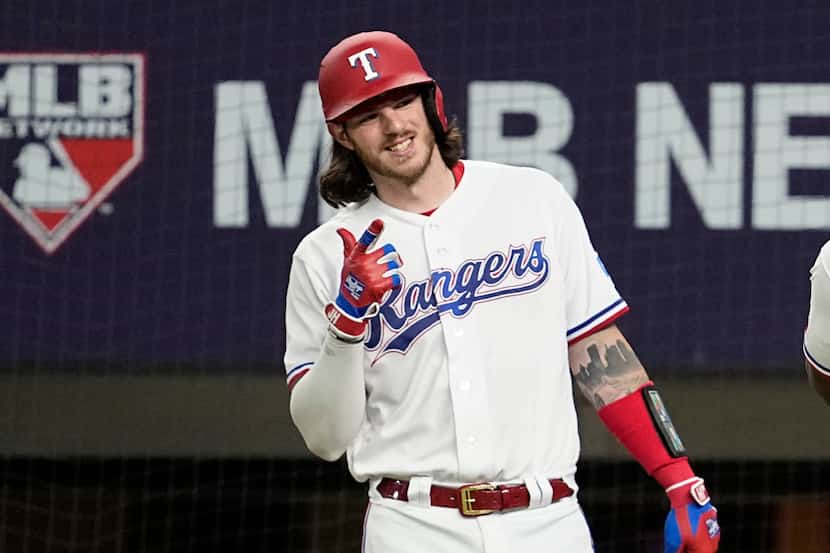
319,86,464,208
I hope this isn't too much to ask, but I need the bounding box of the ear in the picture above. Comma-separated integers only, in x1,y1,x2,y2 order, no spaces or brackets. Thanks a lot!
327,122,355,151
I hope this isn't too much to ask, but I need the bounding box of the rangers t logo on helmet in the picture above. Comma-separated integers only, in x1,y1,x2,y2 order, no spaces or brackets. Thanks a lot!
318,31,447,130
347,47,381,82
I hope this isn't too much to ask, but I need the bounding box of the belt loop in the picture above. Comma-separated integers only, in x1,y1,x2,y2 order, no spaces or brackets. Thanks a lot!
368,477,384,501
406,476,433,508
522,475,544,508
535,475,554,508
563,474,579,495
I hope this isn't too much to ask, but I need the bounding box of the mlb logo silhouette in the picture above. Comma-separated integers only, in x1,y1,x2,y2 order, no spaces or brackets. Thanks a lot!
0,53,145,253
13,142,90,207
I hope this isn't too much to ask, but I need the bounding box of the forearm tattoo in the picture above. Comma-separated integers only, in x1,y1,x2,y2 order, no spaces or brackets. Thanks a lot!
570,330,650,409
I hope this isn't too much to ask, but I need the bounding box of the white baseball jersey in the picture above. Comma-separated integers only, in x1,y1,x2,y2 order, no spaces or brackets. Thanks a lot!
285,159,628,486
804,239,830,376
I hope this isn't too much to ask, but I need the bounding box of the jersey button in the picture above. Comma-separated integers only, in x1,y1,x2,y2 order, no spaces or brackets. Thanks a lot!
465,436,476,445
459,380,471,391
436,247,448,256
454,328,464,337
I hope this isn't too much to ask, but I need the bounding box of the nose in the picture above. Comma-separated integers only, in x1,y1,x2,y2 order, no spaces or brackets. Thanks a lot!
378,107,405,134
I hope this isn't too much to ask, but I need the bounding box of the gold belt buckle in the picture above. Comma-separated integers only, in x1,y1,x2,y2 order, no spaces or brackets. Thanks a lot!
459,483,498,516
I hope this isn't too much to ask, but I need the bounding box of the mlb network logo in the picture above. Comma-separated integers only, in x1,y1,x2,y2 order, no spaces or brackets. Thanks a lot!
0,53,145,253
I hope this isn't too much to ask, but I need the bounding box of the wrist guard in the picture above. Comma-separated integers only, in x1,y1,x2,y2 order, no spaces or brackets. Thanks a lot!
598,382,695,489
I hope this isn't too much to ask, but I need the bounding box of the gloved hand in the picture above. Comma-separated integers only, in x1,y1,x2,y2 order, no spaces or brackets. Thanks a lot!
664,478,720,553
325,218,402,341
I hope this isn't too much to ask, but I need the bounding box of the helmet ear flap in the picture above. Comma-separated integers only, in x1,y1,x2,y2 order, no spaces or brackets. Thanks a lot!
422,83,448,136
433,84,448,131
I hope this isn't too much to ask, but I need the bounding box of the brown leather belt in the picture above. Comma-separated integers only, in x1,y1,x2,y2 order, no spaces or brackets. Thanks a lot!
377,477,574,517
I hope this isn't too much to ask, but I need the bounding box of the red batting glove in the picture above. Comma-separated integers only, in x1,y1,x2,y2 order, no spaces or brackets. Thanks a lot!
663,478,720,553
325,219,402,341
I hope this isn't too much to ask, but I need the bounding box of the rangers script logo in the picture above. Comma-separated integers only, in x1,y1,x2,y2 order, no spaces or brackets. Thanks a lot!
366,238,550,361
0,53,145,253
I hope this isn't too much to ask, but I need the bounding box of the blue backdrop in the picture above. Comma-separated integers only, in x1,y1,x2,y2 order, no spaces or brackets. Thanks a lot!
1,1,827,373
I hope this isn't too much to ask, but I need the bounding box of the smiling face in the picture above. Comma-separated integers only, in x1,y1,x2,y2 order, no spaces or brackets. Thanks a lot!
328,86,438,187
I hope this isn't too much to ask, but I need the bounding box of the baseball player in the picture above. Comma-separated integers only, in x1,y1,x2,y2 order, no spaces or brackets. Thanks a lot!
285,30,721,553
804,240,830,404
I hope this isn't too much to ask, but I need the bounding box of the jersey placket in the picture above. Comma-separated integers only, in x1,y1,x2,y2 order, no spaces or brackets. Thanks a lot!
423,219,493,480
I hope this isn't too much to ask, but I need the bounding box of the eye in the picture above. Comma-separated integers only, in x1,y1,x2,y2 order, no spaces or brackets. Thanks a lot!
357,112,379,125
395,95,417,109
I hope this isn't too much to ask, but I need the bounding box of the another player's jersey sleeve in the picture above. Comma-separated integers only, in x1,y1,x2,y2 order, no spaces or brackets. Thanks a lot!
804,240,830,376
284,253,332,391
555,186,629,344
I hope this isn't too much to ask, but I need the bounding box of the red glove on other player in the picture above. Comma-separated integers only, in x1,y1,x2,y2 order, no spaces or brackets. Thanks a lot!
325,219,403,340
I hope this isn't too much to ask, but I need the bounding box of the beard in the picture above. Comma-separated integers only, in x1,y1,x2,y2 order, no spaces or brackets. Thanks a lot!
354,132,437,186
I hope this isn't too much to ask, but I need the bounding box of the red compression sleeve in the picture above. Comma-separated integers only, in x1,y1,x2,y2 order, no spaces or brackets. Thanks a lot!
597,382,695,489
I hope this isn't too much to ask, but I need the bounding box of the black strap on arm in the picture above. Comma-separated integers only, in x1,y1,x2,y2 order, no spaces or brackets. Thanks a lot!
642,385,687,457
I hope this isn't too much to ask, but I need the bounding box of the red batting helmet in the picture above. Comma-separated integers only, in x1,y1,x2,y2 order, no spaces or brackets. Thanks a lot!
318,31,448,131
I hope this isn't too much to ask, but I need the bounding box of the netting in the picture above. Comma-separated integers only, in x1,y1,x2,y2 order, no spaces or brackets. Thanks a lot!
1,1,829,552
1,459,829,552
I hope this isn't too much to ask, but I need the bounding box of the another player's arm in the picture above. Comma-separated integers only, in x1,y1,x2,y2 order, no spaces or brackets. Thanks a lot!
805,361,830,405
804,240,830,405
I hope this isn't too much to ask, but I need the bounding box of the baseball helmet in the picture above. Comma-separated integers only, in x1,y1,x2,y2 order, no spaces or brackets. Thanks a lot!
318,31,448,131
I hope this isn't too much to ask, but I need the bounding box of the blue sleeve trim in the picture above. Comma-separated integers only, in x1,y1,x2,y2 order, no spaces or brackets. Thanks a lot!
286,362,313,379
567,298,627,337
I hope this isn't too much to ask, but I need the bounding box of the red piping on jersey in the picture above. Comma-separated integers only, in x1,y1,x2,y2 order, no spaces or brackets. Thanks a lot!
567,305,629,346
361,501,371,553
287,367,311,392
420,161,464,217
